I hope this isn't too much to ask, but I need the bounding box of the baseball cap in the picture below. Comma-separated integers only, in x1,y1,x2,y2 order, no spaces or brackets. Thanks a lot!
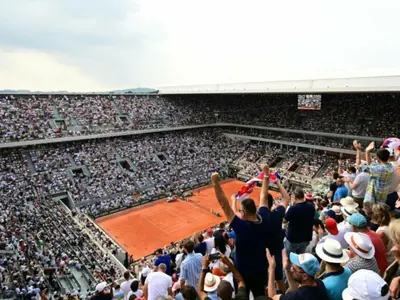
342,269,390,300
325,210,336,219
95,282,107,293
206,228,214,235
347,213,367,227
325,218,338,235
289,253,320,277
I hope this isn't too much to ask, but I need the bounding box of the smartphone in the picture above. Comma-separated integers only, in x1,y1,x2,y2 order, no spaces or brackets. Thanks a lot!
209,253,220,261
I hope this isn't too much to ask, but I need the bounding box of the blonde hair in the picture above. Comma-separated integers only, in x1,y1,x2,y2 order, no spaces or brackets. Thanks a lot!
389,219,400,246
363,201,373,218
371,203,391,226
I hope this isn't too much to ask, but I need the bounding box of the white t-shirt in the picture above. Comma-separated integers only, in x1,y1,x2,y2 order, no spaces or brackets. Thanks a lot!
120,279,134,300
175,253,184,269
204,237,215,254
352,172,370,198
127,289,143,300
389,161,400,193
145,271,172,300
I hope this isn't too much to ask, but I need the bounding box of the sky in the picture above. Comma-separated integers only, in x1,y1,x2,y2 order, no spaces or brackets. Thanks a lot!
1,0,400,92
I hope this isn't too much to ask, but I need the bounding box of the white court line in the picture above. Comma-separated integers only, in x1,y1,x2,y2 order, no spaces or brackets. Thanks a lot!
142,214,169,234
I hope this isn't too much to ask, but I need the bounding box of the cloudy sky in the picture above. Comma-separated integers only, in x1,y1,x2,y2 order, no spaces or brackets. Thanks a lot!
1,0,400,92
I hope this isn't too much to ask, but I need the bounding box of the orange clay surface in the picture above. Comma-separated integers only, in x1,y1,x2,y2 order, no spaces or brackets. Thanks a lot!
96,180,281,258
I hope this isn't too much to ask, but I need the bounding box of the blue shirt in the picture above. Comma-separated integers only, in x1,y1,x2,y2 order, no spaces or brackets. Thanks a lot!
322,267,352,300
230,207,270,275
333,185,348,202
180,253,203,289
154,254,172,275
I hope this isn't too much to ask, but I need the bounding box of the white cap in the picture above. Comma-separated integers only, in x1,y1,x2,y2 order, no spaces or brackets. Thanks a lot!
95,282,107,293
342,269,390,300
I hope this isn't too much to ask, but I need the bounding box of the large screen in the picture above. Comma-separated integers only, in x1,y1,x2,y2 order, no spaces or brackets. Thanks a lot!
298,94,322,110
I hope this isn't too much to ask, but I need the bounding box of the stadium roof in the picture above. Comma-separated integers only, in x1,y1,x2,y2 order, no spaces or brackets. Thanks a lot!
158,75,400,94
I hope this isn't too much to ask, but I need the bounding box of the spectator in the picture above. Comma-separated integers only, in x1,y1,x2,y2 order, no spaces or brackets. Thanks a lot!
315,239,351,300
143,263,172,300
91,282,113,300
194,235,207,256
364,143,393,203
284,187,315,255
180,240,203,289
126,280,143,300
181,286,198,300
211,172,269,298
318,218,347,249
347,213,388,275
154,249,172,275
372,203,395,265
327,172,340,202
119,271,133,300
203,229,215,255
344,232,380,274
267,251,328,299
385,147,400,211
342,269,390,300
333,176,348,202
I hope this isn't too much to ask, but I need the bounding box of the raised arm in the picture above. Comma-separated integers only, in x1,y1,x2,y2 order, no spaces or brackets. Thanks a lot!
211,172,235,222
220,253,245,289
365,141,375,165
197,255,210,300
353,140,362,170
260,164,270,208
276,180,290,209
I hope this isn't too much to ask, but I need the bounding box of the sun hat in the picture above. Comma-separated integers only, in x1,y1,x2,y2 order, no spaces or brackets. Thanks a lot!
341,205,358,218
347,213,367,227
325,218,339,235
316,238,349,264
342,269,390,300
95,282,107,293
332,205,342,215
340,196,359,209
203,273,221,292
289,253,320,277
344,232,375,259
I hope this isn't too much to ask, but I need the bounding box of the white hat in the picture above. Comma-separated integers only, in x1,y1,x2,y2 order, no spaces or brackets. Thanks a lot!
340,197,359,209
342,269,390,300
341,205,358,218
95,282,107,293
315,238,349,264
332,205,342,215
344,232,375,259
203,272,221,292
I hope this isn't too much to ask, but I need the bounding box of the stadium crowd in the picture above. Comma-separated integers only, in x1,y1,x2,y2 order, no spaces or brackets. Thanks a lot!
1,92,400,300
1,93,398,143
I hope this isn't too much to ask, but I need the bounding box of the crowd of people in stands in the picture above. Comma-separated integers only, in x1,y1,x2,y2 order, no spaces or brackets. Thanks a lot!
1,92,400,300
1,93,399,143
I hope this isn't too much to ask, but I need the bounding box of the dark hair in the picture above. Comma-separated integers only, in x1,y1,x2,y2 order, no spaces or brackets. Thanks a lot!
217,281,234,300
181,286,198,300
333,172,339,180
130,280,139,292
294,188,304,199
348,166,357,174
313,218,325,231
241,198,257,215
267,193,274,209
184,240,195,253
214,233,228,255
197,234,204,243
377,148,390,162
219,222,225,229
321,200,328,208
155,249,163,255
124,271,130,280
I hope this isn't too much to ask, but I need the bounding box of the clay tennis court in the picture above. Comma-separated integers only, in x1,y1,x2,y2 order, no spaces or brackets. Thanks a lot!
96,180,281,258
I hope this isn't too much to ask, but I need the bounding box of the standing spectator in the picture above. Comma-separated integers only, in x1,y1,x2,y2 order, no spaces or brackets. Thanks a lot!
211,171,270,298
318,218,347,249
154,249,172,275
389,219,400,298
194,235,207,256
119,271,133,300
213,223,226,239
126,280,143,300
284,187,315,255
316,239,351,300
175,244,186,274
327,172,340,203
385,147,400,211
372,203,395,265
347,213,388,275
267,250,328,299
143,263,172,300
342,269,390,300
180,240,203,289
364,142,393,203
344,232,380,274
91,282,113,300
140,264,151,286
203,229,215,255
333,177,348,202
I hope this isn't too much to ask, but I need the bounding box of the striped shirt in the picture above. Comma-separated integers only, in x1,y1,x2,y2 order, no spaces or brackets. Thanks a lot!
180,253,203,289
364,163,393,203
347,255,380,275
